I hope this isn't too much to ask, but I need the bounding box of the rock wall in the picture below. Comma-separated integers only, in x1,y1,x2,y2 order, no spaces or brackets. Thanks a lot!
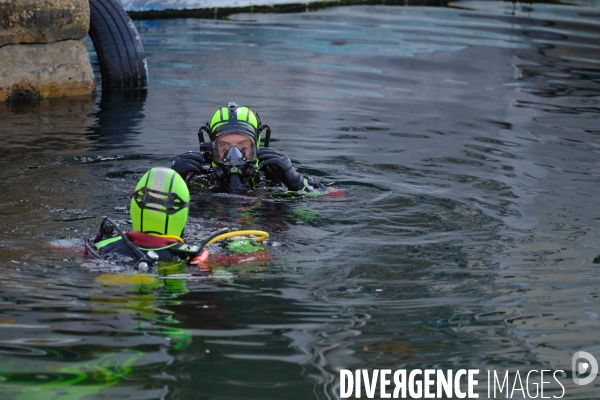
0,0,95,101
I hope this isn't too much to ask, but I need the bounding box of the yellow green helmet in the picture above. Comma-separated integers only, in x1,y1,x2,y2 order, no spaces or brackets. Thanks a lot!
130,167,190,237
208,102,261,141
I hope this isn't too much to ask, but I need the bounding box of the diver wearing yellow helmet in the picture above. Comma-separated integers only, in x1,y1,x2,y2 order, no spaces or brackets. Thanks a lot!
87,166,271,268
170,102,325,193
90,167,196,267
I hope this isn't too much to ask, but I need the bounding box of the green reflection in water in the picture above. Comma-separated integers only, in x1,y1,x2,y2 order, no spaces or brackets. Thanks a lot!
1,350,143,400
0,263,194,399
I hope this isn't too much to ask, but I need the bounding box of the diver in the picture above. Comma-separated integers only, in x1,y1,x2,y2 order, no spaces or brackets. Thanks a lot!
87,167,199,268
86,167,269,269
170,102,325,193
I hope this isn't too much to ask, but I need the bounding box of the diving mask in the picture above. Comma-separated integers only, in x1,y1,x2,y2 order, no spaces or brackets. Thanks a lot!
211,133,258,191
212,132,256,165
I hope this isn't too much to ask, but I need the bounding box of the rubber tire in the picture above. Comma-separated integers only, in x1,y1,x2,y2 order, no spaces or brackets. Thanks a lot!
89,0,148,91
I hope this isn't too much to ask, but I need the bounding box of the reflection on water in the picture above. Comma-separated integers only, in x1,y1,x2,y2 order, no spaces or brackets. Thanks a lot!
1,0,600,398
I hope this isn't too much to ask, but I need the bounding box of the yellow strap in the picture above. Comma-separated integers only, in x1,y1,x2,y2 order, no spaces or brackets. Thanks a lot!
149,233,184,243
205,230,269,246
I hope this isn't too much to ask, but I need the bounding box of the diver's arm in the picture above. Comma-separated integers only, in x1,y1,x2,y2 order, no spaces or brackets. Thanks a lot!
257,148,325,192
171,151,208,181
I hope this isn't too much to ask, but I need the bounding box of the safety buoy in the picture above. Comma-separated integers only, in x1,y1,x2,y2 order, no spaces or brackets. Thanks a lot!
89,0,148,91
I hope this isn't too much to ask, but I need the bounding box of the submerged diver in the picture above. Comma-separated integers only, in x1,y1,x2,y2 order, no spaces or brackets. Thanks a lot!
170,102,325,193
88,167,198,267
87,167,269,268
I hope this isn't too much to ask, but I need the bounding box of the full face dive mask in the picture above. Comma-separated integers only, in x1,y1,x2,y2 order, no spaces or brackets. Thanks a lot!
197,103,271,191
212,134,257,191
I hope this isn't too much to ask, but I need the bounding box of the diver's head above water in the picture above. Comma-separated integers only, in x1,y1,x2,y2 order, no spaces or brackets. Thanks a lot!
170,102,324,193
207,102,261,191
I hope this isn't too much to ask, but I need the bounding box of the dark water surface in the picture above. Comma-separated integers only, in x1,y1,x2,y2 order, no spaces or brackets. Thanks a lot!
1,1,600,398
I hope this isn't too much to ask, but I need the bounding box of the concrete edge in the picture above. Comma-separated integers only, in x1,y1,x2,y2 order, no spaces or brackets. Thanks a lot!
127,0,453,20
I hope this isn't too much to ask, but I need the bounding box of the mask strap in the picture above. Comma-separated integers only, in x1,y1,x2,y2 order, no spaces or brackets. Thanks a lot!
133,188,188,215
257,124,271,147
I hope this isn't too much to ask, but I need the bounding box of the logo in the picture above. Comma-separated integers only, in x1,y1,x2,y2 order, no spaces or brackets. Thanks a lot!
572,351,598,385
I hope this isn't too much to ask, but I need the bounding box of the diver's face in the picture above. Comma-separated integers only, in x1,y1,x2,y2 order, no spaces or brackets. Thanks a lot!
215,133,255,161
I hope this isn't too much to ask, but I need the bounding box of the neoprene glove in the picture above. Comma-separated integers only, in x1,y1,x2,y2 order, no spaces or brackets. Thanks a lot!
171,151,207,179
257,148,307,191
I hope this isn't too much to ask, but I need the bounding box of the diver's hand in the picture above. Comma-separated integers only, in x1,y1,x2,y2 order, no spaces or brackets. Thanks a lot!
257,148,305,191
303,175,326,192
171,151,207,180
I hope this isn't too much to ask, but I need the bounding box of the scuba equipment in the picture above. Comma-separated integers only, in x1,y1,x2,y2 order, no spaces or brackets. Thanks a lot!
86,165,271,268
87,163,269,267
213,133,256,163
89,167,191,268
130,167,190,237
198,101,271,148
202,230,269,246
207,102,261,141
189,229,269,265
213,142,256,190
197,102,272,191
169,102,326,194
87,217,160,269
87,218,270,269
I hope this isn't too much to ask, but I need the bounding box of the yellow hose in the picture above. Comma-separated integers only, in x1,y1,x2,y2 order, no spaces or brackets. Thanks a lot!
204,230,269,246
